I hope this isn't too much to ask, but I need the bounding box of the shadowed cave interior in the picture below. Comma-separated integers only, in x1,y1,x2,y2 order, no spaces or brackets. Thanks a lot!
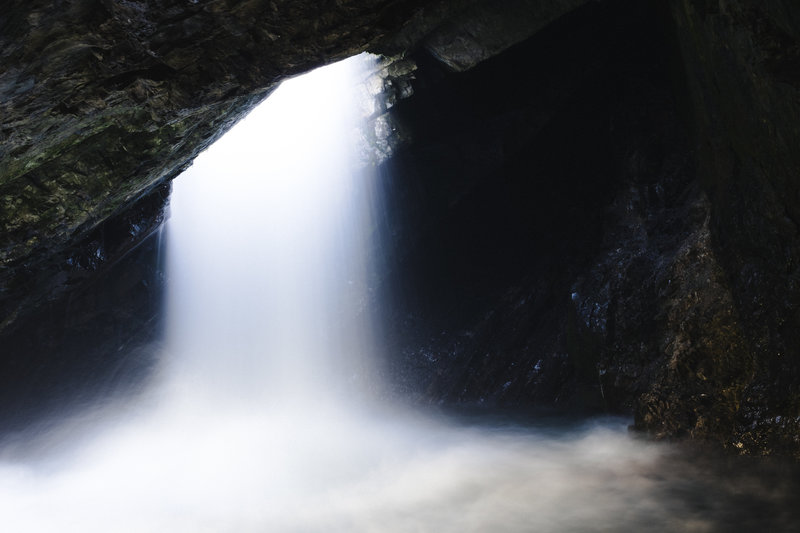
1,0,799,458
2,1,800,530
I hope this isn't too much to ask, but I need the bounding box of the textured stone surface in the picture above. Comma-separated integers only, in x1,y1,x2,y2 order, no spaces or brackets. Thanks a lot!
373,0,800,456
0,0,588,337
377,0,683,410
0,0,592,429
376,0,588,71
0,188,168,432
0,0,435,335
645,0,800,455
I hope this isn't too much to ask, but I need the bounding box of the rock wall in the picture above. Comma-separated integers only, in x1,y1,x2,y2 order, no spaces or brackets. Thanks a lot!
0,0,585,335
0,0,587,431
376,0,693,412
0,0,431,336
372,0,800,456
648,0,800,454
0,192,168,432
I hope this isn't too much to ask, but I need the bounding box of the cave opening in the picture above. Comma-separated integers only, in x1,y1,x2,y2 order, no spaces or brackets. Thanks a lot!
1,0,800,528
0,32,798,528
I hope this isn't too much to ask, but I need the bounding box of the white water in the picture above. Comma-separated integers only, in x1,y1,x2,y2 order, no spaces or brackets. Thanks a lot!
0,55,796,533
162,55,377,407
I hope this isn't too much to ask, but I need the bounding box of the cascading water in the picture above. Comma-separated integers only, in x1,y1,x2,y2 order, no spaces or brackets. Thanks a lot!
0,54,798,533
162,54,377,407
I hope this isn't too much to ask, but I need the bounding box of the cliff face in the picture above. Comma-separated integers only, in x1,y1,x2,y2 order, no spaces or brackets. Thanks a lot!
646,0,800,455
372,0,800,456
1,0,799,455
376,0,705,420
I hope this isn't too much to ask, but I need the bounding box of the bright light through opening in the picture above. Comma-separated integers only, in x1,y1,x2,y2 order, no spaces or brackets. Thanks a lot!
163,54,379,404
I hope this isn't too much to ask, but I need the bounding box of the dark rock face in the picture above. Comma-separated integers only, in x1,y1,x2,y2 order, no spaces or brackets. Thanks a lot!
376,0,588,71
0,187,168,432
376,0,691,410
649,0,800,455
373,0,800,456
0,0,584,336
1,0,799,457
0,0,437,336
0,0,587,430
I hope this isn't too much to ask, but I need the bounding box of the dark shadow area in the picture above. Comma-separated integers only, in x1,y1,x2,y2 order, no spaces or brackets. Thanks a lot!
374,0,693,412
0,188,168,436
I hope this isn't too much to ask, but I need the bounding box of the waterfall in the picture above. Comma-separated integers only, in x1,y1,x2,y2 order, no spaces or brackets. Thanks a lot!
162,54,377,407
0,54,796,533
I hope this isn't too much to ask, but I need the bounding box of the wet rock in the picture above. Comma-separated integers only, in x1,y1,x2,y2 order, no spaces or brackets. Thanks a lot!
0,0,437,337
658,0,800,456
373,0,800,457
376,0,587,71
0,0,586,336
0,187,169,432
377,1,671,411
